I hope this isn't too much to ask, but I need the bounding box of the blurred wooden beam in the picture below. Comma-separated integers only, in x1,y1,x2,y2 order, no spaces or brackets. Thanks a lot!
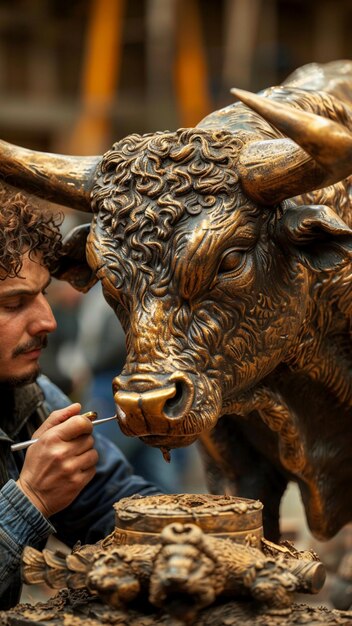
313,0,344,63
146,0,178,129
174,0,211,128
64,0,125,155
223,0,262,91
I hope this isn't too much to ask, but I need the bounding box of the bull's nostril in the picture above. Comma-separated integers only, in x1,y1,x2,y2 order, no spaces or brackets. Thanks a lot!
164,380,188,418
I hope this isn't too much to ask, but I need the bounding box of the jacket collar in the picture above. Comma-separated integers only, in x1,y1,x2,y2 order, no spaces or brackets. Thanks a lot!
0,381,44,441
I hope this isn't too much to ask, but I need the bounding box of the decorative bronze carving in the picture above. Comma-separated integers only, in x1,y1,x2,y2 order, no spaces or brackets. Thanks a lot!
0,61,351,542
21,494,326,623
3,589,352,626
113,493,264,546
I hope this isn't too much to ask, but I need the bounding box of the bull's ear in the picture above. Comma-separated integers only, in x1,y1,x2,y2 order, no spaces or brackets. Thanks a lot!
276,204,352,272
52,223,97,292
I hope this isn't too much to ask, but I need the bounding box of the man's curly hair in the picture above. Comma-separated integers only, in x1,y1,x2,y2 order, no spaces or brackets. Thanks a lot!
0,190,63,279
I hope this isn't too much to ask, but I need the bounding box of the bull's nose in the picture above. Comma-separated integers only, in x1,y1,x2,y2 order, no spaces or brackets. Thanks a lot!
115,385,177,418
112,372,194,436
163,375,194,419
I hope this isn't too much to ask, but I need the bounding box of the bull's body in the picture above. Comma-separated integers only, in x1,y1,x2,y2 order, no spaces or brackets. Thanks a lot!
0,61,352,541
194,63,352,539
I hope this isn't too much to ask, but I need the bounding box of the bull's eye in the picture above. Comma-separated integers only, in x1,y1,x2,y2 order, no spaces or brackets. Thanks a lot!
217,249,245,275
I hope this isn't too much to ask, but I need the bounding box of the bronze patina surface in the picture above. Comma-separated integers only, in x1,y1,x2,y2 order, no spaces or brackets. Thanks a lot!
0,61,351,542
2,589,352,626
113,493,263,546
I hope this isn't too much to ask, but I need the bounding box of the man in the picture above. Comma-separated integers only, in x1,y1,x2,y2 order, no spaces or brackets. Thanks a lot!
0,192,159,609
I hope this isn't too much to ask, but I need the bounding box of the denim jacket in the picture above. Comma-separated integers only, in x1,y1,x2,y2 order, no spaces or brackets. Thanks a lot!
0,375,160,610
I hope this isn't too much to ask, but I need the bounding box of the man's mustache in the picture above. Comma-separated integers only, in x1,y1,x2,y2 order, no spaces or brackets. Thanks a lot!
13,336,48,357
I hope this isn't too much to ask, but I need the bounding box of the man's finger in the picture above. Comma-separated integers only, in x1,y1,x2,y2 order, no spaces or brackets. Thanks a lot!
70,434,95,456
34,403,82,436
56,414,94,442
79,448,99,472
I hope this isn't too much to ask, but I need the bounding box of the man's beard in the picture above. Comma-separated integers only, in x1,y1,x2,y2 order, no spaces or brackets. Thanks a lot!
4,365,42,387
2,336,47,387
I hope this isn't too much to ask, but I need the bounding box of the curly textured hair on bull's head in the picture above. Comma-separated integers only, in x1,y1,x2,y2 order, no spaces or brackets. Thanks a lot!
0,189,63,279
89,128,253,300
93,127,242,218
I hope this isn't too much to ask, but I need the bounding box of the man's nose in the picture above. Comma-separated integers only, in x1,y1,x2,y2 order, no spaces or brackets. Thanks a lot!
29,294,57,335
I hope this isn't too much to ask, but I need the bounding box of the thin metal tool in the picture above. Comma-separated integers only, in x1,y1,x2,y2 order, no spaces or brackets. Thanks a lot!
10,412,117,452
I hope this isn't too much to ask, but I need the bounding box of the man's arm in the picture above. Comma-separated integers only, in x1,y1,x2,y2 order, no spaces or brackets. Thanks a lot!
0,479,54,610
0,381,103,607
0,398,97,609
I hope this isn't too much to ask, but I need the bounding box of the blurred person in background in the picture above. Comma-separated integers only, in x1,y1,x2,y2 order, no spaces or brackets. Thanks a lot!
0,192,160,610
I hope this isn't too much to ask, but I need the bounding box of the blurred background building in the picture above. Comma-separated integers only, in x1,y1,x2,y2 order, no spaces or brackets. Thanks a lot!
0,0,350,605
0,0,351,152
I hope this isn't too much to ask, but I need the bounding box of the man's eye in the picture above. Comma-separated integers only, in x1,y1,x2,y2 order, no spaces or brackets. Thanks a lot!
217,249,245,274
4,301,22,311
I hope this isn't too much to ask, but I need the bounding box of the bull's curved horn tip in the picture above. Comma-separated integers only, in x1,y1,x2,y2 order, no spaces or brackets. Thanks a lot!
230,87,249,97
230,87,252,100
230,87,256,104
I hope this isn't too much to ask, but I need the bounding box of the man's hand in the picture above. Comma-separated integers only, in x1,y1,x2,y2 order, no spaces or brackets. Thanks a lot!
16,403,99,518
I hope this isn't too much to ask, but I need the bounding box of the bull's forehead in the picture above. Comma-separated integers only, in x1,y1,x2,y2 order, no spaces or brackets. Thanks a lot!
183,208,262,259
90,127,268,298
90,199,264,303
173,209,262,294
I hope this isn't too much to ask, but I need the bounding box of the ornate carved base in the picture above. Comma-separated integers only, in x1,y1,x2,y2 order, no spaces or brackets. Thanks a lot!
6,495,352,625
1,589,352,626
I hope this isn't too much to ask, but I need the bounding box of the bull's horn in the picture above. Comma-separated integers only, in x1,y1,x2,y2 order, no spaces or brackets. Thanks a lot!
0,139,101,211
231,88,352,204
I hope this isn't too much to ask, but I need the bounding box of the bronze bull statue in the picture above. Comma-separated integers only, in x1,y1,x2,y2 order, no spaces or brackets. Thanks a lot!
0,60,352,542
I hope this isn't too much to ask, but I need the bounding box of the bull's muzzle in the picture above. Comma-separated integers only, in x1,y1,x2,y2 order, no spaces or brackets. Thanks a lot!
113,372,195,438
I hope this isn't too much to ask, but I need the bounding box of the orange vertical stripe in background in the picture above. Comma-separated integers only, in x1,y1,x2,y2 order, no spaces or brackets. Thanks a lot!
67,0,125,154
174,0,212,128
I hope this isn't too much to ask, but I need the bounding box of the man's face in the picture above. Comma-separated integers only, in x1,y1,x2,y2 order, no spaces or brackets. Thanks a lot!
0,251,57,385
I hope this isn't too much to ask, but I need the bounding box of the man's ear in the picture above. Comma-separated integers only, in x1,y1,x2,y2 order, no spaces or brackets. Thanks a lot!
276,204,352,272
52,223,97,292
